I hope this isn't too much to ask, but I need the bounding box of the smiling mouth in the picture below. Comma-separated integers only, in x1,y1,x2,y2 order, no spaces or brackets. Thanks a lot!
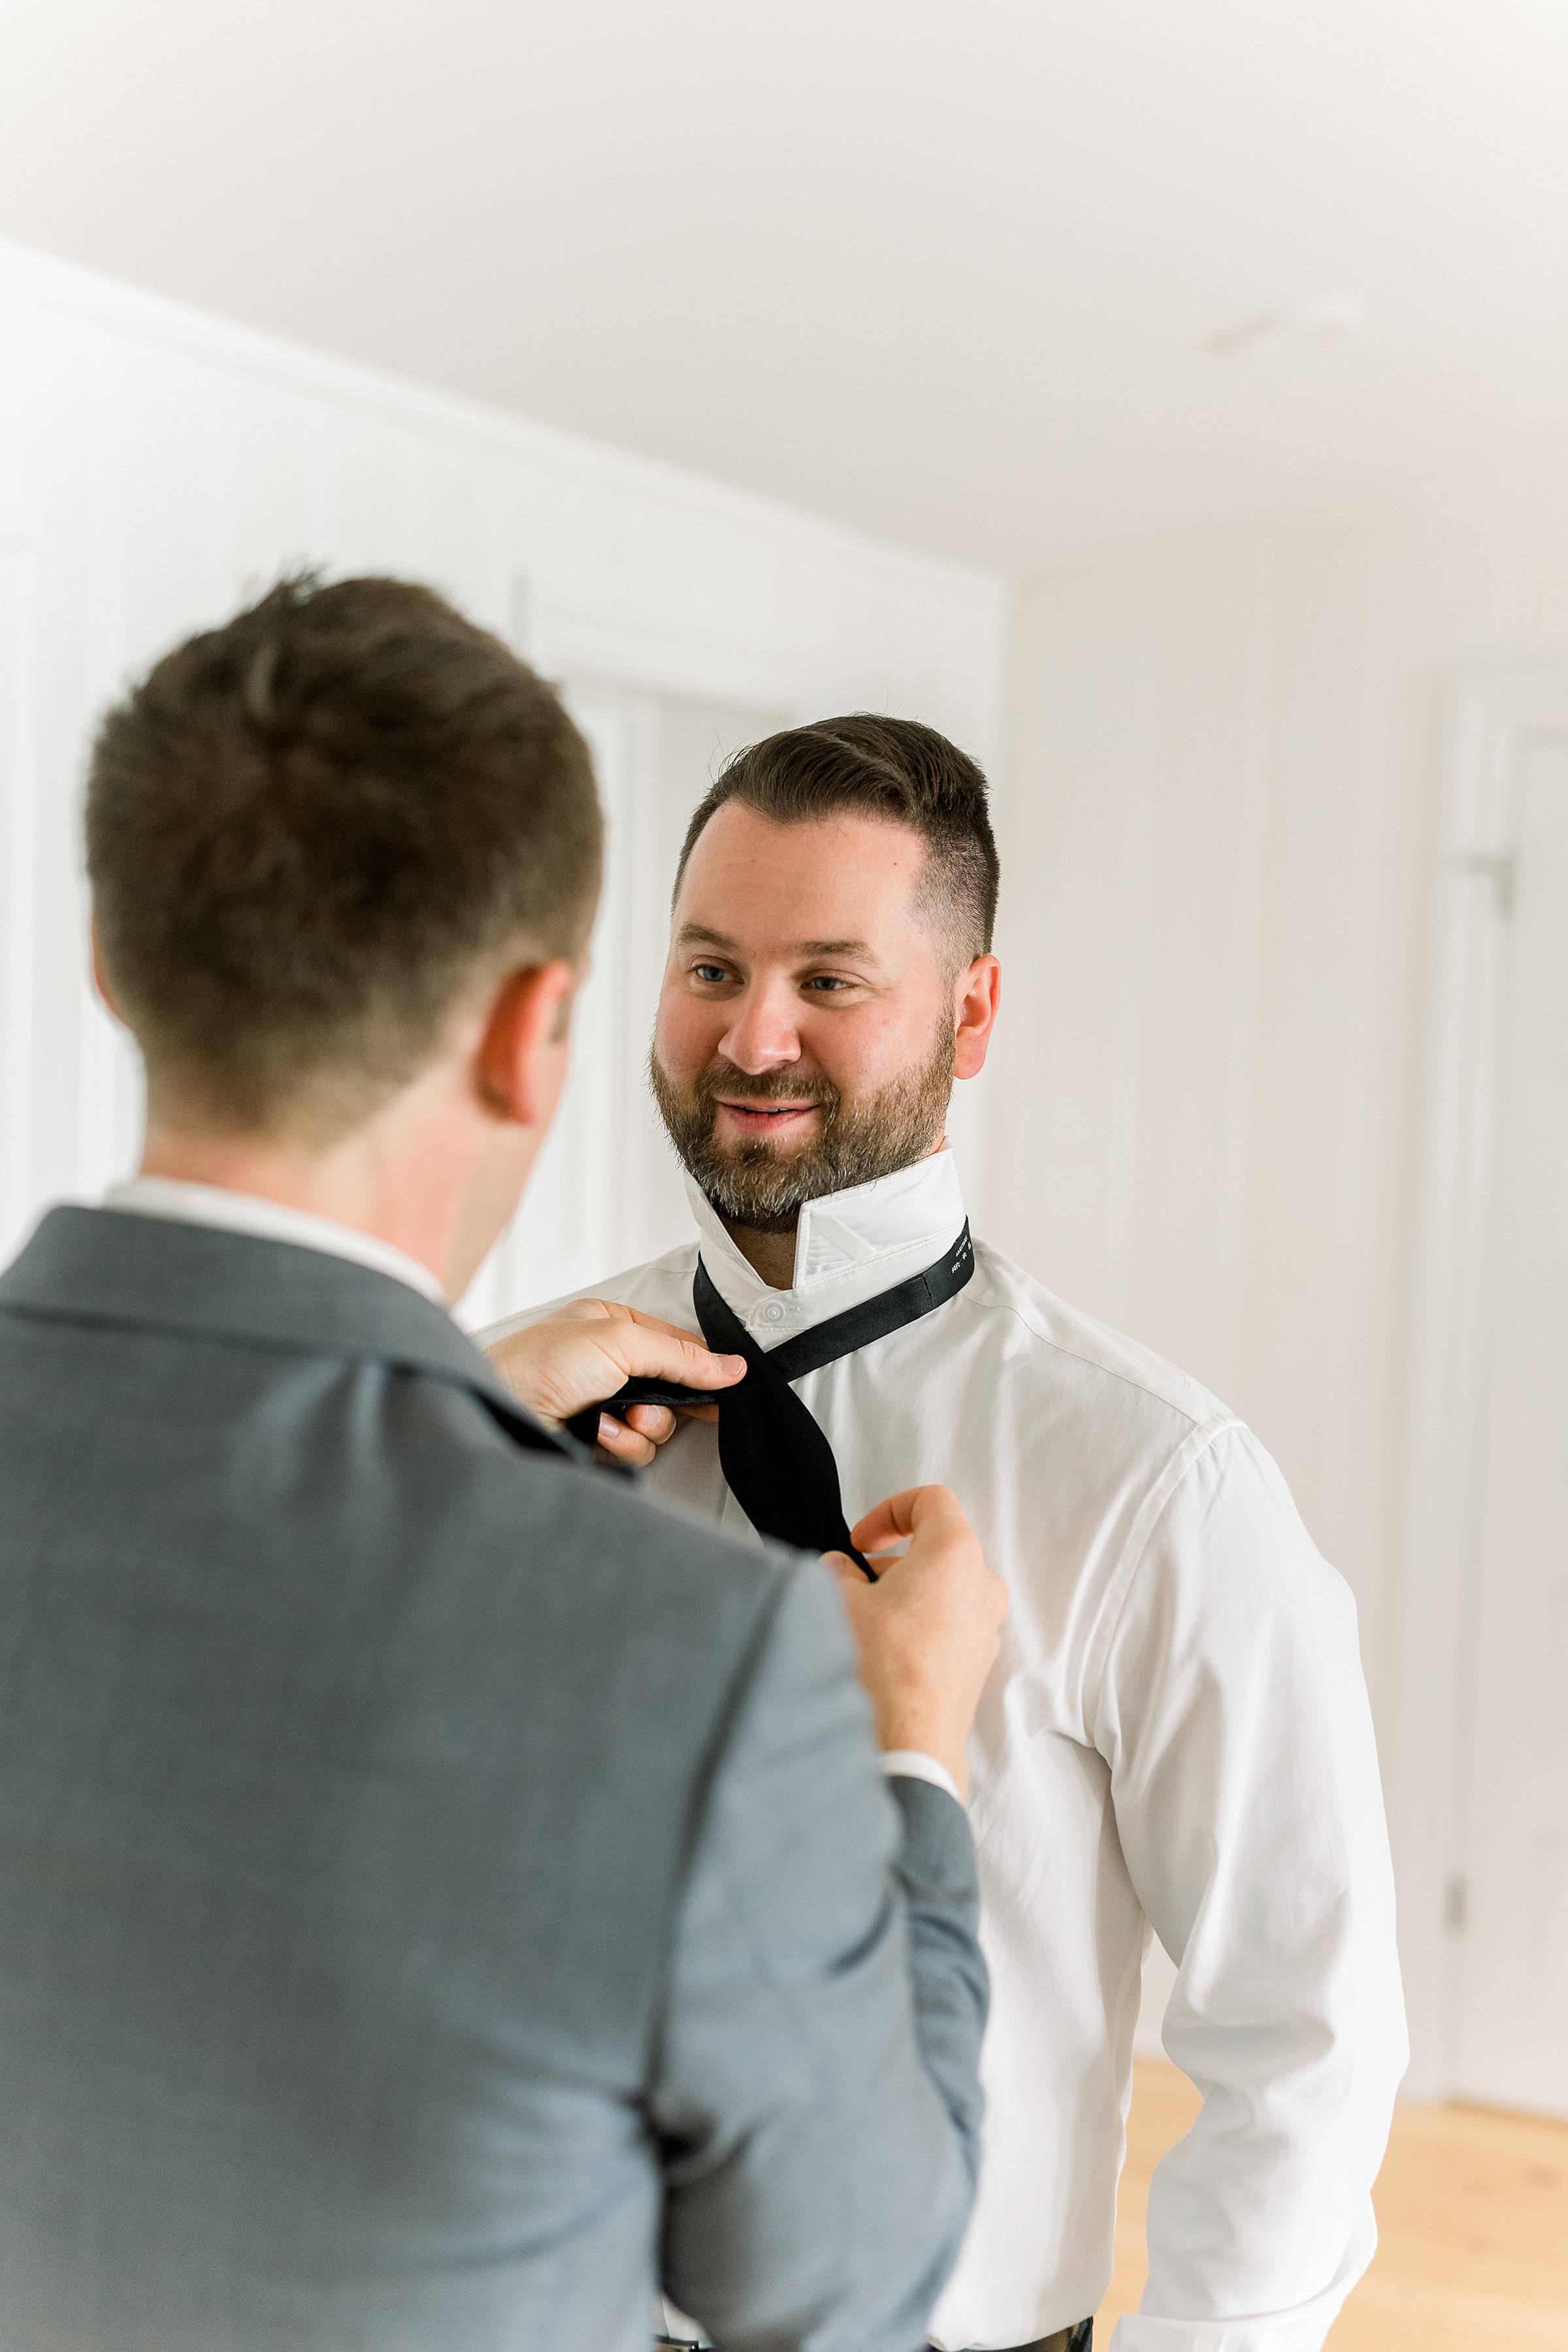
715,1098,821,1130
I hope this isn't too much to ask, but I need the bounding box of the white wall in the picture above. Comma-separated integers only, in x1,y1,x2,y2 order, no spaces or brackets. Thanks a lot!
988,452,1568,2068
18,233,1559,2087
0,238,1007,1315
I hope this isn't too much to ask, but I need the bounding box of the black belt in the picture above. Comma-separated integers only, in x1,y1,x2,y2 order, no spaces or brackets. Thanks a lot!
662,2320,1090,2352
569,1222,975,1574
936,2325,1092,2352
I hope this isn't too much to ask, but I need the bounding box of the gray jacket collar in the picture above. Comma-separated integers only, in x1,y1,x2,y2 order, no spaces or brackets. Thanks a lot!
0,1205,582,1463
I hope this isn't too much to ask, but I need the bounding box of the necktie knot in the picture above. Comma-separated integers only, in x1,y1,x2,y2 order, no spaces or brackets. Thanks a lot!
569,1224,975,1576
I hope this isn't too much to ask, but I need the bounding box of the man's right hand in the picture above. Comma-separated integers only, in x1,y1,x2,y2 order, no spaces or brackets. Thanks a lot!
825,1486,1007,1801
486,1299,745,1467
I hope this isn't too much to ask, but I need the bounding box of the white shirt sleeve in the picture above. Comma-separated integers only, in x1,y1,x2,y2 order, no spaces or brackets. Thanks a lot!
1090,1424,1408,2352
880,1751,964,1807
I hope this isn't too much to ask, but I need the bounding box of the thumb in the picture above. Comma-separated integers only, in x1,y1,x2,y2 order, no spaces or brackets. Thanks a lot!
823,1550,877,1594
849,1482,965,1558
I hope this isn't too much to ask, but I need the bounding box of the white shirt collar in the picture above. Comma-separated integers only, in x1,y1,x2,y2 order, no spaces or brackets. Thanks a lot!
684,1149,968,1345
102,1177,447,1304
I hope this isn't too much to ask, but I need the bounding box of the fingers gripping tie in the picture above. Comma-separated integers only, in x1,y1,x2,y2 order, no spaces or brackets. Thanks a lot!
566,1226,975,1582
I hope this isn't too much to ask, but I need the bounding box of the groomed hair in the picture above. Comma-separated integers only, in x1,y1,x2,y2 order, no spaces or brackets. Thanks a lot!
674,714,998,962
87,572,602,1137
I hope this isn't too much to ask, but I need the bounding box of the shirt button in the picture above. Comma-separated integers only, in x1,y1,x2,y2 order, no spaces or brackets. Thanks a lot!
762,1301,785,1324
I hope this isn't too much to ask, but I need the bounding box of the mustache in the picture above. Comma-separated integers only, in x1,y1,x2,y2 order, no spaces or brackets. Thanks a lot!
689,1064,840,1112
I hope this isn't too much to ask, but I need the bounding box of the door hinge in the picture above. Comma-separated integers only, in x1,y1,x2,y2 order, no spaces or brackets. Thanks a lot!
1443,1872,1467,1935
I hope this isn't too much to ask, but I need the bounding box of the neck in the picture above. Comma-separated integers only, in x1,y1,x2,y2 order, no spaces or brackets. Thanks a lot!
719,1217,798,1289
138,1070,484,1302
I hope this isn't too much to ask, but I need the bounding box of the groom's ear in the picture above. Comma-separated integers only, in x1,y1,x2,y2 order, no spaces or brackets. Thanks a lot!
953,955,1001,1081
90,910,125,1023
474,960,579,1127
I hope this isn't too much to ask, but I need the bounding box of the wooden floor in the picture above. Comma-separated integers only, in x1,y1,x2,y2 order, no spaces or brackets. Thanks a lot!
1096,2059,1568,2349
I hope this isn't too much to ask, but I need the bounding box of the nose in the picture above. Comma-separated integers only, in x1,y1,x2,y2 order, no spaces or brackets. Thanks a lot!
718,977,803,1075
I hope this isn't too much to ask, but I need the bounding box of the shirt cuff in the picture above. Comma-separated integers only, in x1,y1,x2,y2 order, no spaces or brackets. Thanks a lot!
881,1750,964,1806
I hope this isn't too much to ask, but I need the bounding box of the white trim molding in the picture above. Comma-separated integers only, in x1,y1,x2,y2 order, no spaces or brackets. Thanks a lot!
1393,665,1568,2095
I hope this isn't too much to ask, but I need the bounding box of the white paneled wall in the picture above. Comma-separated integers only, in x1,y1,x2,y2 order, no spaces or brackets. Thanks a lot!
992,457,1568,2078
0,239,1006,1310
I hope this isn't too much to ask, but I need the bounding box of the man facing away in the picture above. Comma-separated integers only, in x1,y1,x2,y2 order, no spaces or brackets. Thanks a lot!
0,580,1011,2351
486,717,1410,2352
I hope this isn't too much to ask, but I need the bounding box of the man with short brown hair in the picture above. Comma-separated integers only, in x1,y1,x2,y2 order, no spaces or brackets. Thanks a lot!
487,714,1409,2352
88,571,606,1139
0,582,1007,2351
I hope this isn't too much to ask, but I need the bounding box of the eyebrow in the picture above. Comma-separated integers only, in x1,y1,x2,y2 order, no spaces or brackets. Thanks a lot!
676,924,740,949
676,923,877,960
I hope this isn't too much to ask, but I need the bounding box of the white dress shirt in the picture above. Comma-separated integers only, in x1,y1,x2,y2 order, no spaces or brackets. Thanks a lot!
482,1150,1407,2352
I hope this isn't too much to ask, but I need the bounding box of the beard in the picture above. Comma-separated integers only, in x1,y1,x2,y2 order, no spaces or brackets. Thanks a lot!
649,1022,956,1235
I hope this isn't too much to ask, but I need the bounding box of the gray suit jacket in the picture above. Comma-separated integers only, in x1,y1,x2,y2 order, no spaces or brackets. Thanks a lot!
0,1207,987,2352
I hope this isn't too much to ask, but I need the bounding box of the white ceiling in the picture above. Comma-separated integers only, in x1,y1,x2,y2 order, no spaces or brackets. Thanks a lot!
2,0,1566,572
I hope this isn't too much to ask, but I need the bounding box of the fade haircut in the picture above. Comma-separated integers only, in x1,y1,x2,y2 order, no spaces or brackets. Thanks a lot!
674,714,999,964
87,572,602,1137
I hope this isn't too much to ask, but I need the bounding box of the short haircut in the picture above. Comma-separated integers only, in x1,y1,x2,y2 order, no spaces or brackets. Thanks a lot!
87,572,602,1137
674,715,999,962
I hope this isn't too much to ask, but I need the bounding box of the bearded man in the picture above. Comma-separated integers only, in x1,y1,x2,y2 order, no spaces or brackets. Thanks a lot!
483,716,1408,2352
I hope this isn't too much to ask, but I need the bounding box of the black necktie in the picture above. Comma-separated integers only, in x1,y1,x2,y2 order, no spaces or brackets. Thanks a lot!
568,1223,975,1576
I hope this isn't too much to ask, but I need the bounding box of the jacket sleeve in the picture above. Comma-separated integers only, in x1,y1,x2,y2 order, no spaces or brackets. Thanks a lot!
1091,1424,1409,2352
650,1556,988,2352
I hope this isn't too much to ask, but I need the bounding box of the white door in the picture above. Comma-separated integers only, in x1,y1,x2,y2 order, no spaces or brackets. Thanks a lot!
1455,732,1568,2116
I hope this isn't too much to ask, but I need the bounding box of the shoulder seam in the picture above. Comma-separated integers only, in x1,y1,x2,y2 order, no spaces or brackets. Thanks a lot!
1077,1414,1247,1737
959,1259,1214,1435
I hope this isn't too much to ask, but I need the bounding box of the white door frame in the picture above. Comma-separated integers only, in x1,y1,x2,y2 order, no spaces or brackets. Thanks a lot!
1393,666,1568,2097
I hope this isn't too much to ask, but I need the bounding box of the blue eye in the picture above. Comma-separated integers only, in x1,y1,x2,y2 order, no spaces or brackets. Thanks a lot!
693,964,728,984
